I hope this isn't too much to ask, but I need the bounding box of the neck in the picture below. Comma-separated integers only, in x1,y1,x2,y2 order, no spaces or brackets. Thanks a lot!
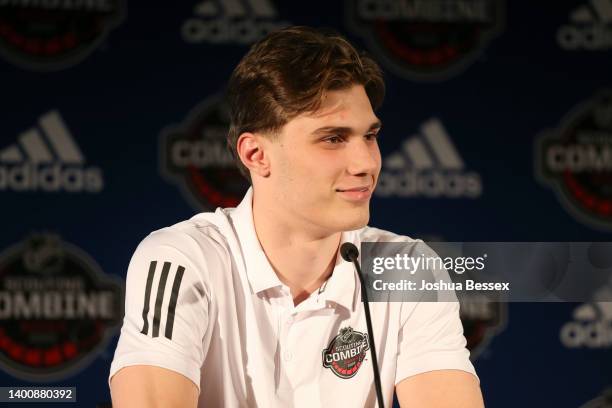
252,190,341,306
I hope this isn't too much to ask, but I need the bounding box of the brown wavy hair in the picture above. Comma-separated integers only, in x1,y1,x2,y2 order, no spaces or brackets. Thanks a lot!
226,26,385,180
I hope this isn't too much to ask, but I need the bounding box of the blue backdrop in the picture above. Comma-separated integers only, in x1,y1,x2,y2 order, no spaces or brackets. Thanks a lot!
1,0,611,406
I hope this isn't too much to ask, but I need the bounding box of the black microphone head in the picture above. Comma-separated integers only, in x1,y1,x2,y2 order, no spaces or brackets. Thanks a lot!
340,242,359,262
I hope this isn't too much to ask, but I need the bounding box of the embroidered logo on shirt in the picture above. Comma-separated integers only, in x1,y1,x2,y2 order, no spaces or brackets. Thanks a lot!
322,327,369,379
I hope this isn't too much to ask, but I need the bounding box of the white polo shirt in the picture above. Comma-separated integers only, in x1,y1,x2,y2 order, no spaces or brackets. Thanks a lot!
109,187,476,407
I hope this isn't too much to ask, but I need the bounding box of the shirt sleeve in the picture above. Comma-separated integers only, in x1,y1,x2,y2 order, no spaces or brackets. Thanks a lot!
108,228,213,391
394,300,478,386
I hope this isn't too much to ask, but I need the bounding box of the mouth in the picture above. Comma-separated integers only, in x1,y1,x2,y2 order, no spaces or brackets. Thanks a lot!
335,186,372,202
336,186,370,193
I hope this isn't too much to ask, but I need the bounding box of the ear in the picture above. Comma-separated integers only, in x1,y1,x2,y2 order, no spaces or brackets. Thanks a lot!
236,132,271,178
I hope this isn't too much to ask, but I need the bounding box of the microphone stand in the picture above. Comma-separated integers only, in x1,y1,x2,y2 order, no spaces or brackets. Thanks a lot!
341,243,385,408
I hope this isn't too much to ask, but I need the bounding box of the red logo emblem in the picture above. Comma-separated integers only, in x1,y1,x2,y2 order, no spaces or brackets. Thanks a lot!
322,327,369,379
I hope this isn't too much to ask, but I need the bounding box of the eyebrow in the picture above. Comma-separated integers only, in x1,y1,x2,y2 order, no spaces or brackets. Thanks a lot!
311,120,383,136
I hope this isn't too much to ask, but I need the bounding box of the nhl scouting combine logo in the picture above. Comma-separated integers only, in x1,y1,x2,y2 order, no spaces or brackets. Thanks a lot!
0,234,123,381
345,0,505,81
322,327,370,379
160,93,249,210
0,0,125,70
376,117,482,198
182,0,290,44
536,91,612,230
459,295,506,359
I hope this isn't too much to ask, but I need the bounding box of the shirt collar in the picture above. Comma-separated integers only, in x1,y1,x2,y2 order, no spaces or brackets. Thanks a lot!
229,187,362,311
230,187,284,294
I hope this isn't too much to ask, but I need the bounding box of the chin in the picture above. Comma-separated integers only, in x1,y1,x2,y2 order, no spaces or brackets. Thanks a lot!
334,210,370,231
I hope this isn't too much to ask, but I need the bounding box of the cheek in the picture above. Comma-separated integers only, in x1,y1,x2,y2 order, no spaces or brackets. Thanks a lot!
275,151,318,194
275,148,346,200
289,150,339,178
372,145,382,173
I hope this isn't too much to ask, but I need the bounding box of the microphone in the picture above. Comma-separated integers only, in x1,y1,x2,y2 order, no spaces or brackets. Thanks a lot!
340,242,385,408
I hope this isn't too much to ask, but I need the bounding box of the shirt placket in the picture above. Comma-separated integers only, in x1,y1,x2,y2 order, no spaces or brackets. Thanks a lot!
271,285,295,406
278,287,332,407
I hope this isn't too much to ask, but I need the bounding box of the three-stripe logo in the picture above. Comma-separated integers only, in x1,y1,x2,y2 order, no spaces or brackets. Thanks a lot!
140,261,186,340
383,118,465,171
376,118,482,198
557,0,612,50
182,0,290,44
0,110,104,192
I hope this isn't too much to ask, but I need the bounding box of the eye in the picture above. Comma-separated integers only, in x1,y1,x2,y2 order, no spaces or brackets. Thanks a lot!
323,135,345,144
365,132,380,141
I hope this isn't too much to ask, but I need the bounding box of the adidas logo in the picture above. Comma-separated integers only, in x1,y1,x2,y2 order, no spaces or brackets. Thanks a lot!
557,0,612,50
375,118,482,198
0,110,104,193
181,0,290,44
560,282,612,348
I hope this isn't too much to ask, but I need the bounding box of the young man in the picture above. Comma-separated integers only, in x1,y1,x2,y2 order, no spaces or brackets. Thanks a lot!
109,26,484,407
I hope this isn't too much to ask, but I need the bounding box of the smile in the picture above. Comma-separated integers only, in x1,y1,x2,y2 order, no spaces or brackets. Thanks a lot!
336,186,372,202
336,187,369,192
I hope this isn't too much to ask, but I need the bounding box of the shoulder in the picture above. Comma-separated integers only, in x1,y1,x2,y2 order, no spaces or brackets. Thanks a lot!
130,211,232,279
148,209,229,249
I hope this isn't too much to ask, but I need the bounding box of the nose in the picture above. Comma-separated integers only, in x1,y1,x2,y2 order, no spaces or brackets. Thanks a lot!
346,137,381,177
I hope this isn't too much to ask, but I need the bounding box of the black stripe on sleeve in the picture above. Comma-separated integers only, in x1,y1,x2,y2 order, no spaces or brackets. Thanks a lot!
152,261,171,338
140,261,157,335
164,265,185,340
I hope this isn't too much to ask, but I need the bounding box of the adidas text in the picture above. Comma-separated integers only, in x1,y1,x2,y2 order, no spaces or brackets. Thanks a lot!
560,320,612,348
558,23,612,50
182,0,289,44
182,18,288,44
376,170,482,198
0,163,103,192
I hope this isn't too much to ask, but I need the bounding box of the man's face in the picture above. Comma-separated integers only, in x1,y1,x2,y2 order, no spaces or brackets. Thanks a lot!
263,84,382,234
